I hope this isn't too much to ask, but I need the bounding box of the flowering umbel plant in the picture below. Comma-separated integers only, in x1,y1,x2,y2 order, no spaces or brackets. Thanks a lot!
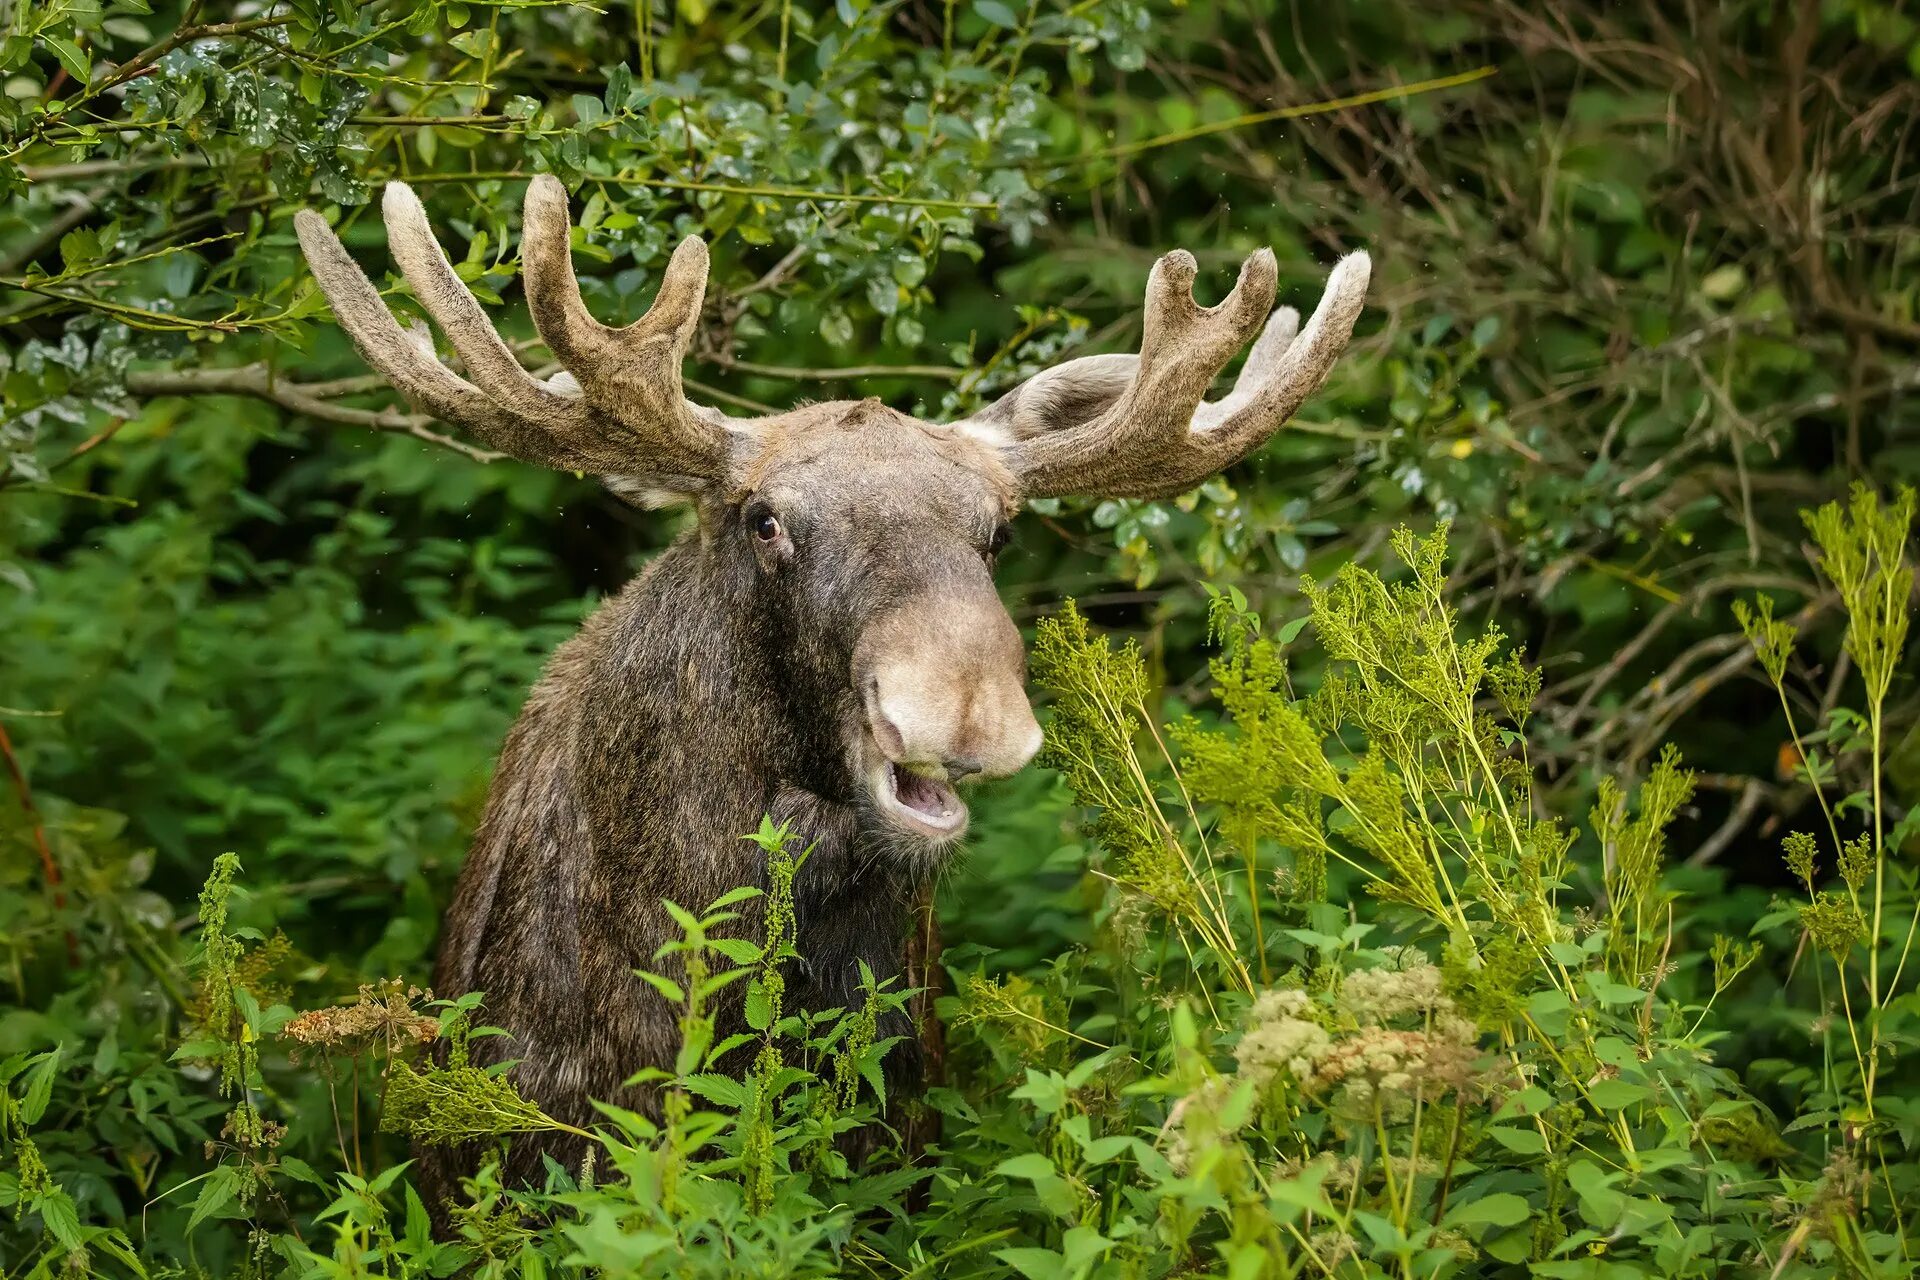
1003,517,1906,1275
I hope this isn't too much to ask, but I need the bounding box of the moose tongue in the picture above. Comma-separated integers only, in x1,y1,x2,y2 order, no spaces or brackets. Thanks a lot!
891,764,954,819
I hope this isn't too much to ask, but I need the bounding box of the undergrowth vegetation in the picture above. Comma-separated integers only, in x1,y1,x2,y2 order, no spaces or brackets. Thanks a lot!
11,506,1920,1277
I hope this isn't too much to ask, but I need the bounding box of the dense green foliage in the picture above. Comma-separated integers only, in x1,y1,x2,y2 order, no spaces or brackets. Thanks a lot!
6,0,1920,1276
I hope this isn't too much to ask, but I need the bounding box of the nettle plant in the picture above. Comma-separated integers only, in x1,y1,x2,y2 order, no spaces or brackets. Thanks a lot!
198,821,917,1277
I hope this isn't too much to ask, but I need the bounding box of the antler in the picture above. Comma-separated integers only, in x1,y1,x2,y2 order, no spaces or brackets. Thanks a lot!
1000,248,1371,499
294,176,732,480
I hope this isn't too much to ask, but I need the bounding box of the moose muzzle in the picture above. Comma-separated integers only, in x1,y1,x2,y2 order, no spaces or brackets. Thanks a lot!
854,589,1042,841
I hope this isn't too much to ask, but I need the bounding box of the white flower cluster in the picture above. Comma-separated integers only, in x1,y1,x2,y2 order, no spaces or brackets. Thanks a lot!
1164,957,1488,1170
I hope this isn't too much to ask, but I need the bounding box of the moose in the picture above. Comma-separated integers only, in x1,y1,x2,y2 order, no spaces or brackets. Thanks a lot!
294,176,1368,1203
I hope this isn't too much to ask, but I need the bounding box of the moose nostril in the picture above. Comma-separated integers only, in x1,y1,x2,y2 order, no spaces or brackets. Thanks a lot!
943,755,985,782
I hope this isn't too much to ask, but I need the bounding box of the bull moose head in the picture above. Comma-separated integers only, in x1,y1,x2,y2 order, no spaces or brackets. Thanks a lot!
294,177,1368,845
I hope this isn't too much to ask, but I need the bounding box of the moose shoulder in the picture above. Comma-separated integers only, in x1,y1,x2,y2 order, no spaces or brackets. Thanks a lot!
294,176,1368,1203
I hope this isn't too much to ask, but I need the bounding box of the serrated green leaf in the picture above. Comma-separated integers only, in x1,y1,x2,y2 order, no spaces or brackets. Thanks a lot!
20,1047,60,1125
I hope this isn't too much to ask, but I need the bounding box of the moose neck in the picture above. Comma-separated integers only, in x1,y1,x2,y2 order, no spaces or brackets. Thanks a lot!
568,525,872,881
564,526,928,1015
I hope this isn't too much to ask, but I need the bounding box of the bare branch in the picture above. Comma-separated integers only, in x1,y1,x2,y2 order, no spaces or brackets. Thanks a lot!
123,365,505,463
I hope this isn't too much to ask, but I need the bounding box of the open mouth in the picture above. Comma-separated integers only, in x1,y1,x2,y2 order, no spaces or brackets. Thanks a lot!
871,759,968,840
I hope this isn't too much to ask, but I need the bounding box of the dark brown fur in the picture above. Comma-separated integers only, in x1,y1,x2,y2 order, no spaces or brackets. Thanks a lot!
418,402,1022,1208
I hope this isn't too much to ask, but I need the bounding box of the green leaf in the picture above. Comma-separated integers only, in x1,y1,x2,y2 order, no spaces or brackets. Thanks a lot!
706,885,762,910
1494,1084,1556,1120
1566,1159,1627,1230
1526,988,1572,1034
744,979,772,1031
633,970,686,1005
974,0,1020,28
706,936,762,965
42,35,91,83
1486,1125,1550,1154
187,1165,244,1234
1446,1192,1532,1230
1011,1069,1069,1114
682,1073,747,1108
994,1248,1065,1280
36,1187,83,1252
449,28,494,59
1584,971,1644,1007
994,1152,1057,1182
20,1047,60,1125
571,94,605,126
1587,1078,1653,1110
276,1157,328,1187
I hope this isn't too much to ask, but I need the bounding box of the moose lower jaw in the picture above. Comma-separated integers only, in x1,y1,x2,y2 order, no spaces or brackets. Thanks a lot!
870,759,968,841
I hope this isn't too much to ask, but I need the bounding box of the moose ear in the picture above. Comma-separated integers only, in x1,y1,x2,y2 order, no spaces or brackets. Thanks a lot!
597,394,753,508
954,353,1137,446
601,474,709,509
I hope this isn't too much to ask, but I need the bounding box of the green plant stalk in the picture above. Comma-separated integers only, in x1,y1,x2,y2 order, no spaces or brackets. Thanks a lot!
1862,563,1897,1108
1398,1083,1426,1232
1869,700,1885,1011
1831,955,1871,1112
1142,717,1250,994
1771,684,1856,913
1108,679,1250,994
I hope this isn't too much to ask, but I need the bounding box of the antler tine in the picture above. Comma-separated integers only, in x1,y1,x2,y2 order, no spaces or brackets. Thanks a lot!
1190,251,1370,457
1006,249,1370,500
294,208,608,471
519,175,732,480
380,183,593,431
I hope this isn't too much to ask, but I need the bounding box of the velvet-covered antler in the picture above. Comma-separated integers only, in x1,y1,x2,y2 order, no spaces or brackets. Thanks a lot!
970,248,1371,499
295,175,734,481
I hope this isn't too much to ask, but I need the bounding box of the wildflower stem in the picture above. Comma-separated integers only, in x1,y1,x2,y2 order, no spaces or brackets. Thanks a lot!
1141,714,1250,992
1831,957,1871,1114
1523,1013,1636,1155
1772,688,1847,888
1400,1087,1425,1228
1430,1100,1466,1225
1879,890,1920,1001
1869,702,1885,1012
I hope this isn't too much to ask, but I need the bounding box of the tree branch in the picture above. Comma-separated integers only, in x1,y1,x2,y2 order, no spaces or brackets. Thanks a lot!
115,345,977,466
123,366,505,463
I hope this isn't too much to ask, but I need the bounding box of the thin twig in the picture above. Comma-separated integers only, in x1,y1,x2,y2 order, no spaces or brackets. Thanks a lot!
0,184,108,277
20,156,210,182
1092,66,1497,160
0,720,78,966
403,170,996,211
1687,779,1771,867
682,375,778,415
1,16,298,162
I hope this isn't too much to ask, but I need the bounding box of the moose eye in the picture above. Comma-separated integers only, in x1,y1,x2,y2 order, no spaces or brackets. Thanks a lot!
986,524,1012,558
752,512,782,543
